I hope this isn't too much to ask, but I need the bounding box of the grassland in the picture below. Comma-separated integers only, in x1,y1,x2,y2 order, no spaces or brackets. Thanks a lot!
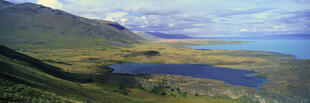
1,39,310,103
0,42,246,103
17,39,287,74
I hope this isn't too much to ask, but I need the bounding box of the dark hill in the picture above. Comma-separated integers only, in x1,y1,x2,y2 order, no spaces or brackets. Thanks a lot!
0,45,93,102
0,0,13,9
0,45,143,102
0,0,144,48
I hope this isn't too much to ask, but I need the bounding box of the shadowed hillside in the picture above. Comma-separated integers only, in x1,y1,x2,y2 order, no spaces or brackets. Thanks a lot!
0,45,150,103
0,45,146,102
0,45,111,102
0,0,144,48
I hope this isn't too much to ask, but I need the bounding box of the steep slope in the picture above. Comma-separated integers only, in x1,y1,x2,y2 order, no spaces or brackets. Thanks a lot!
0,45,112,102
0,45,146,103
0,45,87,102
0,0,13,9
0,0,144,48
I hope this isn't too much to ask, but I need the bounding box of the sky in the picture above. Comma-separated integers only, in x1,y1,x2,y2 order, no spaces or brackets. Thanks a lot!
6,0,310,37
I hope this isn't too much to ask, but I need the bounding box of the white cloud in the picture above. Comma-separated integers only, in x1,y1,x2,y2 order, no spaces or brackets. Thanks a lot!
105,12,128,22
121,18,128,22
168,23,175,27
80,14,101,19
240,28,248,32
141,16,147,20
36,0,62,9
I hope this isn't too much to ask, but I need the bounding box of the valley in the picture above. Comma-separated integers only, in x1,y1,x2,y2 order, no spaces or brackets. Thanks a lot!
2,39,308,103
1,0,310,103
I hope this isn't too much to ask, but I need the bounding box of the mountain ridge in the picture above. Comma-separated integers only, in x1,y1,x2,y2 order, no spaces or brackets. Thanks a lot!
146,31,193,39
265,34,310,39
0,0,144,48
133,31,161,40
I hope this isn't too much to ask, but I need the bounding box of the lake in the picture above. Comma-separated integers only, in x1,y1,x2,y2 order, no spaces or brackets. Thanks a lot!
187,39,310,59
109,63,267,89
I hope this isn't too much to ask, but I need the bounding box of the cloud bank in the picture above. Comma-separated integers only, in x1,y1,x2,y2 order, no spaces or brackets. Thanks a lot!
7,0,310,37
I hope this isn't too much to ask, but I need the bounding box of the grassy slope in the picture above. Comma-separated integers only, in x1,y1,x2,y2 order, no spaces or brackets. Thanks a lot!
0,45,117,103
0,1,144,49
17,39,310,102
0,45,244,103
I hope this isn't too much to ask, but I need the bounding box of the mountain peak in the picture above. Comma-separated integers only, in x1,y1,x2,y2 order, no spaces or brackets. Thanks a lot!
0,0,13,4
0,0,14,9
0,0,144,48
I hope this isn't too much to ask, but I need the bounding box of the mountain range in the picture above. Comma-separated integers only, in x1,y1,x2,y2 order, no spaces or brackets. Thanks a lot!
265,34,310,39
134,31,194,40
146,32,192,39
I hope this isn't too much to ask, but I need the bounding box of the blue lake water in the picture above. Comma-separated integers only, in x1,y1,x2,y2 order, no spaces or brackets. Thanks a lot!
109,63,267,89
187,39,310,59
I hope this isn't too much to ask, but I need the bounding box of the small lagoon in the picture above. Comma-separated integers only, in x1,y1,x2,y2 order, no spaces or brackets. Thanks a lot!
109,63,267,89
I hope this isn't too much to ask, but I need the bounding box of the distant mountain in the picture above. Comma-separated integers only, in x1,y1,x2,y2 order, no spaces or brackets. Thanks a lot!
0,0,144,48
133,31,161,40
265,34,310,39
146,32,193,39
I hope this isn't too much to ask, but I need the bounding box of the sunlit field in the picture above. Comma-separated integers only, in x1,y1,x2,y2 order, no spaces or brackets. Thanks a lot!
12,39,310,102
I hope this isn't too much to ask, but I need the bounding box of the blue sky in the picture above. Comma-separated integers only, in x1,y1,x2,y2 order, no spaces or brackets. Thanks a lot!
7,0,310,37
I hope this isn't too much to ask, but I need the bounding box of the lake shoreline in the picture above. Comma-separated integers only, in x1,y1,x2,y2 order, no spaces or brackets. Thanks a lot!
109,62,268,89
188,47,297,60
185,39,310,60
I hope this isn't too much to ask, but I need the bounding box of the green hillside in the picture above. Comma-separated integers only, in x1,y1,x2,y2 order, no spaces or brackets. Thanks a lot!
0,45,110,102
0,45,245,103
0,0,144,48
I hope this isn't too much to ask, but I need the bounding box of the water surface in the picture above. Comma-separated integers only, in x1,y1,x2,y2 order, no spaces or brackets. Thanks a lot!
109,63,267,89
187,39,310,59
